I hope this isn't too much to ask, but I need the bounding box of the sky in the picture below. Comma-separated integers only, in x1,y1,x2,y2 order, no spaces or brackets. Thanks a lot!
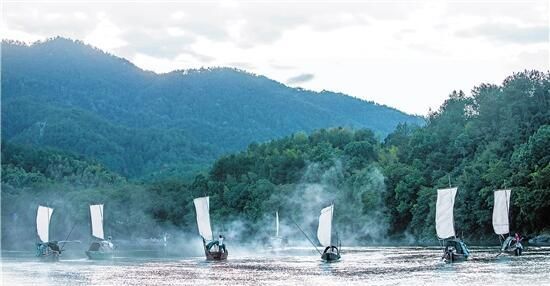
2,0,549,115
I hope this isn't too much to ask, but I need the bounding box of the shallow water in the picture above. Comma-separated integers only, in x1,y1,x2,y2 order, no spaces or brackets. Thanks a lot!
2,246,549,285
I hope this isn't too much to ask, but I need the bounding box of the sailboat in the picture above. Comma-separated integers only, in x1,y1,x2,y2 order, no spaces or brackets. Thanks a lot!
318,204,341,262
493,189,522,256
193,196,228,260
269,211,284,250
35,205,61,261
436,187,470,263
85,204,115,259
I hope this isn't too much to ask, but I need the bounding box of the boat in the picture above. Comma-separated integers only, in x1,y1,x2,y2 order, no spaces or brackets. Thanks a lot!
193,196,228,260
85,204,114,260
35,205,60,262
269,211,285,250
493,189,523,256
436,187,470,263
318,204,341,262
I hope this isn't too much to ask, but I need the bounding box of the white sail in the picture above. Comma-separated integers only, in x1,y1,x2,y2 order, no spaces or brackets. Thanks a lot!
276,211,279,237
435,188,458,239
36,206,53,243
193,196,213,241
90,204,105,239
493,189,511,235
317,204,334,247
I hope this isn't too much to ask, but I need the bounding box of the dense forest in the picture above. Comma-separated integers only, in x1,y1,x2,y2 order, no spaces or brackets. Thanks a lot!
1,37,422,179
2,70,548,248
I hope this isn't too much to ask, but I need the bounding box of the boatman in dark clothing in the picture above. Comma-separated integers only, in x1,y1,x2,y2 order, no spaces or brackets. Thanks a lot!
513,232,524,255
37,241,61,257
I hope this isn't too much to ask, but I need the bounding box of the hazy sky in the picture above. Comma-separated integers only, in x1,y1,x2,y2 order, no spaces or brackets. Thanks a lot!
2,0,549,115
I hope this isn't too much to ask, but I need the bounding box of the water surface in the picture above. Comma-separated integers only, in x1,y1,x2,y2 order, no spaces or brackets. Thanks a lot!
2,246,549,285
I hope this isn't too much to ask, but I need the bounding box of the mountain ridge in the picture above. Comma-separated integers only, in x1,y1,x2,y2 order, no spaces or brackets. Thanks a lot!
2,37,423,178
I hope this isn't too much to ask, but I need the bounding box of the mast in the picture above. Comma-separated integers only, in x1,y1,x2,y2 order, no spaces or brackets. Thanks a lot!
276,211,279,237
448,175,454,239
292,219,321,255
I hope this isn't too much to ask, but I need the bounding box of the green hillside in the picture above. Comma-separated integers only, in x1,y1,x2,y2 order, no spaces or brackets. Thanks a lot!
2,38,548,245
2,37,423,178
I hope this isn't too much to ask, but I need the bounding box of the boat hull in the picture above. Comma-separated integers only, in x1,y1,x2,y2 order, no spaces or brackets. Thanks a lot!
203,240,228,260
321,252,341,262
502,249,522,256
86,250,114,260
36,242,60,262
443,252,468,263
501,237,523,256
321,246,341,262
205,249,228,260
38,252,59,262
442,238,470,263
86,241,115,260
501,247,523,256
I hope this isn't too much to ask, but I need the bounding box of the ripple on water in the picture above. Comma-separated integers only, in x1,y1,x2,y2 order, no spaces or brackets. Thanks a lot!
2,247,550,285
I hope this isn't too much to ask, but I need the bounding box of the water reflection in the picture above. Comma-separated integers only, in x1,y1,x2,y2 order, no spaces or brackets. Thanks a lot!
2,247,550,285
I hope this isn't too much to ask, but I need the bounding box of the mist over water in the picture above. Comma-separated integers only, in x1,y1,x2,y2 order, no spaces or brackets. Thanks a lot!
273,160,388,246
5,159,548,286
1,158,392,257
3,246,550,286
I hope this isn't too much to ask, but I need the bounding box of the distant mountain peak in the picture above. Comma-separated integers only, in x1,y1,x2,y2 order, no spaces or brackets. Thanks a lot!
2,36,423,177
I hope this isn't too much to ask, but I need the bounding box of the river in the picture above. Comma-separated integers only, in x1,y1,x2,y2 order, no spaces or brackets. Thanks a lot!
2,246,549,285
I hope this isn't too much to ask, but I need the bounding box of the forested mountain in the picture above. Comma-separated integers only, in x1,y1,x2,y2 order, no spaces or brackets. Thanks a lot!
1,70,548,247
0,143,157,248
1,142,124,188
145,70,549,243
1,37,422,178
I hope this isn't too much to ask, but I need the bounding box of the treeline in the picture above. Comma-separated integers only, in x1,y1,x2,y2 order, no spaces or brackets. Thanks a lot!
0,143,161,249
382,70,550,241
1,70,549,247
154,70,549,242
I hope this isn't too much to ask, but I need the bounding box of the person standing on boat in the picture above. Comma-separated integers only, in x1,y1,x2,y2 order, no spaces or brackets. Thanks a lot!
218,235,226,253
107,236,114,248
514,232,522,243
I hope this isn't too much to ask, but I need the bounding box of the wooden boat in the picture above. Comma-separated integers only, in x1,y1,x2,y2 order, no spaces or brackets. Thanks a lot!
442,238,470,262
499,236,523,256
85,241,115,260
36,241,60,262
35,205,60,262
202,238,228,260
85,204,115,260
436,187,470,263
269,211,285,250
318,204,341,262
493,190,523,256
194,196,228,260
321,246,340,261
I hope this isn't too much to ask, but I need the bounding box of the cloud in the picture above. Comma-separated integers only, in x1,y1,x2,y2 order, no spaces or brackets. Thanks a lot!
3,3,98,41
507,49,550,71
115,28,196,59
270,62,295,70
456,22,549,44
3,1,548,115
225,62,255,70
286,73,315,85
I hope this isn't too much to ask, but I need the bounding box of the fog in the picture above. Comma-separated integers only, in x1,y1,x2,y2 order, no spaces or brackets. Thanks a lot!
1,158,391,257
